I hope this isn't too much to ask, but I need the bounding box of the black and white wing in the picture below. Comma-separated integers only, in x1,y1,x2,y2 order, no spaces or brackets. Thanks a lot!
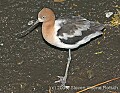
55,16,104,45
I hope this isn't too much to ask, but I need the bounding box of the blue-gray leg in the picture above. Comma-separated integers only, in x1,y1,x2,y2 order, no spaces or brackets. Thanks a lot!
55,49,71,87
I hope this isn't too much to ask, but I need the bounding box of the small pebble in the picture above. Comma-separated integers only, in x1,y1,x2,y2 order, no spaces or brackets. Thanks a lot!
28,20,34,25
0,43,3,46
105,12,113,18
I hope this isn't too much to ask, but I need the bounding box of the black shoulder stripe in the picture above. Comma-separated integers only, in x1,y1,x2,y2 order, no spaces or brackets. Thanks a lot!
59,29,98,44
59,36,82,44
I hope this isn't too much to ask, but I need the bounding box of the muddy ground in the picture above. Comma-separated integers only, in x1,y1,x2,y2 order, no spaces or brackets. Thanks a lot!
0,0,120,93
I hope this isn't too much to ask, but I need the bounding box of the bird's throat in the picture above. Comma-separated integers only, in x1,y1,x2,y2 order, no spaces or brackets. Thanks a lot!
42,21,56,45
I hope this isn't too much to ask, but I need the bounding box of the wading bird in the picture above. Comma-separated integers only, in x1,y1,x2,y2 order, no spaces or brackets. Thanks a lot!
17,8,104,87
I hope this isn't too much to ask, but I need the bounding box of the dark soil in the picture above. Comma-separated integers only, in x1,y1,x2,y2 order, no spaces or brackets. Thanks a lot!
0,0,120,93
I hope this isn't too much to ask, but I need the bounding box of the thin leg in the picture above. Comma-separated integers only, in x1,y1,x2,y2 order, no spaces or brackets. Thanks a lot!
55,49,71,87
65,49,71,79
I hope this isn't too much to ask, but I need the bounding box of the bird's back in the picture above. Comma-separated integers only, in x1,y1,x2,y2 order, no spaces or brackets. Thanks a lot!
55,16,104,45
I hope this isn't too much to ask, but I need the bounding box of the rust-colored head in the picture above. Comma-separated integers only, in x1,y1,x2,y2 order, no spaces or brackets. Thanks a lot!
38,8,55,23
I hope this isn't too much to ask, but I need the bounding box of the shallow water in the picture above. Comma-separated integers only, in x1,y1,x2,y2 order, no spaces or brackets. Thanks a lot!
0,0,120,93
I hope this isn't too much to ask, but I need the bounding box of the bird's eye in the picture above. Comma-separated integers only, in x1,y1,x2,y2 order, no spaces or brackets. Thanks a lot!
42,16,45,19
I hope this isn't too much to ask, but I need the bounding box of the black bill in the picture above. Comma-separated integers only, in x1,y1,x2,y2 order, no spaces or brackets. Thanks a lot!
15,20,40,38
